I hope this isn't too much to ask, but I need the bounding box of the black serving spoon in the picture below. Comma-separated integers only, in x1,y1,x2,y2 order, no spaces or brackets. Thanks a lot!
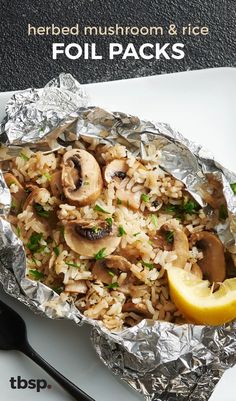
0,299,95,401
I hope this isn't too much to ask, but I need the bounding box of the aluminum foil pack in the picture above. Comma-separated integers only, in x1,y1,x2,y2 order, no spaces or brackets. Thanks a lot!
1,73,236,401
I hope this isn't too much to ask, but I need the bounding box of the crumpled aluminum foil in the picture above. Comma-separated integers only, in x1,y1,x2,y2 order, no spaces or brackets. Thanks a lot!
1,73,236,401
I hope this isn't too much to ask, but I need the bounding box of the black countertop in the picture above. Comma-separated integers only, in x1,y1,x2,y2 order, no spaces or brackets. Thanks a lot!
0,0,235,91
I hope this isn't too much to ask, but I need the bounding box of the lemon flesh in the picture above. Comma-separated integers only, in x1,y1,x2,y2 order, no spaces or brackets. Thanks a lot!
167,267,236,326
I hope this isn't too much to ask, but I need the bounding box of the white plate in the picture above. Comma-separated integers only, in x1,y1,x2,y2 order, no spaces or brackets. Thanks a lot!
0,68,236,401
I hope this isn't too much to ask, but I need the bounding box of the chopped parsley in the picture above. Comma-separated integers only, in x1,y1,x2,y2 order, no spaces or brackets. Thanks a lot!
108,270,115,277
26,232,44,253
52,286,64,294
141,193,149,203
106,282,119,290
106,217,113,226
165,204,177,213
19,152,29,161
151,214,158,228
92,226,101,234
133,232,141,237
165,230,174,244
94,204,110,214
43,172,51,181
53,244,60,257
182,200,200,215
34,203,50,218
28,269,44,280
142,261,154,270
65,261,80,268
83,181,90,186
16,226,21,237
117,198,122,205
219,204,228,220
94,248,106,260
11,199,17,210
230,183,236,195
118,225,127,237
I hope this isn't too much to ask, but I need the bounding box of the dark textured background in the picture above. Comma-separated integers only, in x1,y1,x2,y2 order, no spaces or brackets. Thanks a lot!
0,0,235,91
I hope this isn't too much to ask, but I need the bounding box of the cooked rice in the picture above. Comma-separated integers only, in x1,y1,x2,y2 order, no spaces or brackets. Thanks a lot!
4,142,222,332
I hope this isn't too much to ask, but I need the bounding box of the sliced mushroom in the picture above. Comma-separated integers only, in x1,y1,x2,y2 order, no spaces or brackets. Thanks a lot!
159,221,189,268
50,170,63,198
23,187,57,228
64,280,87,294
64,219,121,257
191,231,226,283
4,173,27,213
23,187,50,211
191,263,203,280
61,149,103,206
116,188,141,210
105,255,132,271
92,255,132,284
104,159,128,184
122,302,152,318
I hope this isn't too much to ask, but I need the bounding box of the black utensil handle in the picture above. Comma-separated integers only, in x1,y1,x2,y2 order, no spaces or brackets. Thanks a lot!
21,342,95,401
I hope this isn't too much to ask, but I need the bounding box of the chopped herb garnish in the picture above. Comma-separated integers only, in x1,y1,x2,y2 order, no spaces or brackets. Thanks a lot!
108,270,115,277
19,152,29,161
94,204,110,214
26,232,43,253
34,203,50,218
16,226,21,237
182,200,199,214
142,261,154,270
53,245,60,257
53,286,64,294
11,199,16,210
165,230,174,244
92,226,101,234
106,217,113,226
151,214,158,228
83,181,90,186
106,282,119,290
65,261,80,268
94,248,106,260
219,204,228,220
31,257,37,265
165,204,177,213
43,172,51,181
141,193,149,203
118,225,127,237
133,232,141,237
230,183,236,195
28,269,44,280
117,198,122,205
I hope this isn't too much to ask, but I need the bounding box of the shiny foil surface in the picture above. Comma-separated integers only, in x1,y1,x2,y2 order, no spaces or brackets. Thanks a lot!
1,74,236,401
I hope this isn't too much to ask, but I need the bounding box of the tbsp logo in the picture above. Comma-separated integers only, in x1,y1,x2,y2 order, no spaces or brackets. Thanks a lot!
9,376,52,392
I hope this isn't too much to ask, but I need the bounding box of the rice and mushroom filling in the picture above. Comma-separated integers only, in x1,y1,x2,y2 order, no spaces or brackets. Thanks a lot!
4,141,229,331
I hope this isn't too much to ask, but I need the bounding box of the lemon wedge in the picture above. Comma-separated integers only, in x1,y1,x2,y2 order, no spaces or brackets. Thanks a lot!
167,267,236,325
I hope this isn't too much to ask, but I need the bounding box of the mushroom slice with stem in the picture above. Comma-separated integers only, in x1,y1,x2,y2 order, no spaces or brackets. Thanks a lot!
64,219,121,257
61,149,103,206
190,231,226,284
122,302,152,318
92,255,132,284
159,221,189,269
104,159,128,184
4,173,27,213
